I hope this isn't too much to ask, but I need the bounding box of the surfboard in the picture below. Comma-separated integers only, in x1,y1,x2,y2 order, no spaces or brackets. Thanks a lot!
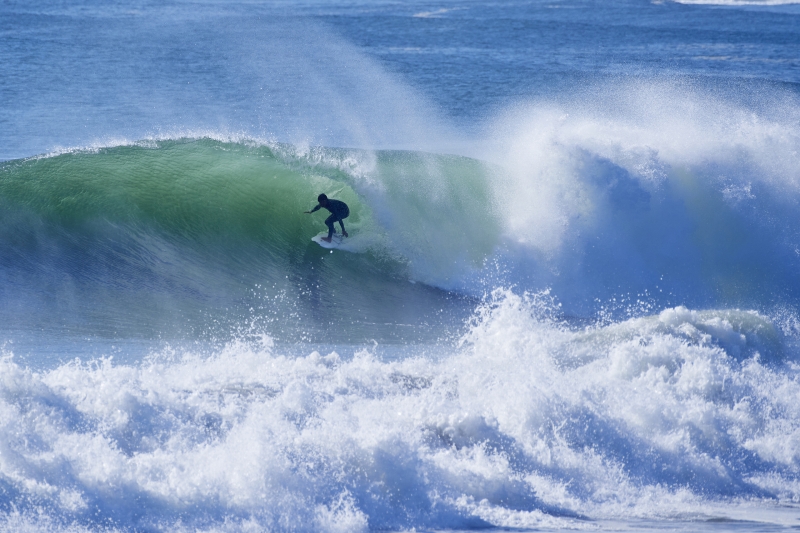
311,234,344,249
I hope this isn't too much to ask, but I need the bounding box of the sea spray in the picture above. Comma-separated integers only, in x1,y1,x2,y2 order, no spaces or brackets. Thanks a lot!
483,79,800,315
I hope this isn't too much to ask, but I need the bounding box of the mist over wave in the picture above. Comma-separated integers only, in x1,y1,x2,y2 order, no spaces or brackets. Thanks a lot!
0,7,461,162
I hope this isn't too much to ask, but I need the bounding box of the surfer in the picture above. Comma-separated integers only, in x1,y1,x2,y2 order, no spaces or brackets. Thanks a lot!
305,194,349,242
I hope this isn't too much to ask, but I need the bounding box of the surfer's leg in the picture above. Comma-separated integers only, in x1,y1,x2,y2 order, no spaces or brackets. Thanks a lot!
339,211,349,237
324,214,336,239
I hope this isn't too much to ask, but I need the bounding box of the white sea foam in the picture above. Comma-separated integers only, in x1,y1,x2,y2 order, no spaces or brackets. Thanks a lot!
1,290,799,531
412,7,466,18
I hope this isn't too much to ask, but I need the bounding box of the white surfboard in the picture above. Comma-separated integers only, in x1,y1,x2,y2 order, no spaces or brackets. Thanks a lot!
311,233,344,249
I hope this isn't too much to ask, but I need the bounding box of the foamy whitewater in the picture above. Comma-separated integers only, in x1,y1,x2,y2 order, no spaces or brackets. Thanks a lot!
2,291,800,532
2,0,800,531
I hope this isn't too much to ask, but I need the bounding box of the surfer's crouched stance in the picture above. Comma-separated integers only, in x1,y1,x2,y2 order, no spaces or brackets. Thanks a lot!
305,194,349,242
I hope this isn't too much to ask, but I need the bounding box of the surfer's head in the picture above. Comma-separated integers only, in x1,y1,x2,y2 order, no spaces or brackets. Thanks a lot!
317,193,328,205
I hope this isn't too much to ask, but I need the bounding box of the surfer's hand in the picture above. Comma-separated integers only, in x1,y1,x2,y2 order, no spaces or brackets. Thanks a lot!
304,211,311,214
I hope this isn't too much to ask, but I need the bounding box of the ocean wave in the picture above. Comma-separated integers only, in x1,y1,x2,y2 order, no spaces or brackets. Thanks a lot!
0,138,493,344
2,80,800,333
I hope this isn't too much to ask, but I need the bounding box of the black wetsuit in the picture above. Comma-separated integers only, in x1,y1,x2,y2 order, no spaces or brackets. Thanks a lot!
310,199,350,239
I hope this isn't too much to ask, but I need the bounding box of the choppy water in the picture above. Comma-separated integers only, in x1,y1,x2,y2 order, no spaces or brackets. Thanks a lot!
2,0,800,531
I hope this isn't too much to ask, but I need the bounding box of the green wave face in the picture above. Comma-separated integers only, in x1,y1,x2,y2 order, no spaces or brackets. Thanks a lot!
0,139,501,344
1,140,362,247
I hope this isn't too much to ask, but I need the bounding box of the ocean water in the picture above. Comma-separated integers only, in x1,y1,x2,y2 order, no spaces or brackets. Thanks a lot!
2,0,800,531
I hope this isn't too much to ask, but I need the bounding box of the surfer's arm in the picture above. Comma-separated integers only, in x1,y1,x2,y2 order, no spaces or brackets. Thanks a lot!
305,204,322,214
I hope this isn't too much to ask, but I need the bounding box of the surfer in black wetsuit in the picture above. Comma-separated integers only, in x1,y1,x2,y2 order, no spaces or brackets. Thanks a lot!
305,194,349,242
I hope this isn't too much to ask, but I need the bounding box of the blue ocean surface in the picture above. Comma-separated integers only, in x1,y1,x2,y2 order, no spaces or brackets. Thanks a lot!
1,0,800,531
